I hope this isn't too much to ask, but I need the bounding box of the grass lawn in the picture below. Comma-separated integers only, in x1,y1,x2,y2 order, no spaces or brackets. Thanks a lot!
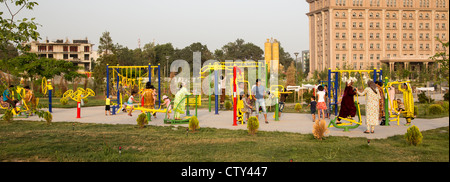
0,120,448,162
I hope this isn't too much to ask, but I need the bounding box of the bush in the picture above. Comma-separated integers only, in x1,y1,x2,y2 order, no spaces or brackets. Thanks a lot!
247,116,259,135
294,103,302,112
83,97,89,104
428,104,444,115
60,97,69,105
43,111,52,125
418,92,434,104
3,109,13,123
312,119,329,140
189,116,200,132
405,125,423,146
225,101,232,110
444,92,449,101
440,101,449,112
136,113,148,128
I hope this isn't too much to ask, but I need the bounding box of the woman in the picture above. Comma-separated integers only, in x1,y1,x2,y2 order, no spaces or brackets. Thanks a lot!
337,77,357,124
357,80,381,134
173,83,190,120
141,82,157,118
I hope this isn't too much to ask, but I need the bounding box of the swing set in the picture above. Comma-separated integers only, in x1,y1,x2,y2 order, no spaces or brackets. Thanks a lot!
106,64,161,116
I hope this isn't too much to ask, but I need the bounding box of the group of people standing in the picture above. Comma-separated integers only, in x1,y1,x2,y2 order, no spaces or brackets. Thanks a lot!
310,78,388,134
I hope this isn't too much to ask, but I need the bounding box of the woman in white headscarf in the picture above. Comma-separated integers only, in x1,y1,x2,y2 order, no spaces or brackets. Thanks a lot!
357,80,381,134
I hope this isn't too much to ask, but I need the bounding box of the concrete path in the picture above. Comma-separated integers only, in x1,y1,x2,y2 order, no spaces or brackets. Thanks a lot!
20,106,449,139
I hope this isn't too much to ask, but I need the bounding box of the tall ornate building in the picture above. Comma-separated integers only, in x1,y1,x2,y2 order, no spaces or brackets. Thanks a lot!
306,0,449,76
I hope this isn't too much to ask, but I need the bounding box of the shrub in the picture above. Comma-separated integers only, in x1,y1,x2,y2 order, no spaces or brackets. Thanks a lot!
189,116,200,132
83,97,89,104
225,101,232,110
440,101,449,112
247,116,259,135
444,92,449,101
294,103,302,112
405,125,423,146
60,97,69,105
312,119,329,140
136,113,148,128
3,109,13,123
43,111,52,125
428,104,444,115
418,92,434,104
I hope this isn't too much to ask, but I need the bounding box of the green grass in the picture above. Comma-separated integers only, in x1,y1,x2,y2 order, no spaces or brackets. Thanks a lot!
0,120,448,162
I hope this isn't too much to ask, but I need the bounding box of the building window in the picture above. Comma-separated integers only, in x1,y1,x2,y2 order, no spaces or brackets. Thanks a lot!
84,46,90,52
70,46,78,52
84,54,89,60
63,46,68,52
38,45,46,52
48,45,53,52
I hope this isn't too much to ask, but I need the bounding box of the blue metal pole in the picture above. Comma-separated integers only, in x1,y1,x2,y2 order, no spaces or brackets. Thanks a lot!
214,68,219,115
334,72,339,116
116,67,120,111
106,64,109,98
327,69,331,112
158,64,161,108
49,89,52,113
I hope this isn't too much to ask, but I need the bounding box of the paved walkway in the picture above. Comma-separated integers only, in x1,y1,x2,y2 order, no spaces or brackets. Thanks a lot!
19,106,449,139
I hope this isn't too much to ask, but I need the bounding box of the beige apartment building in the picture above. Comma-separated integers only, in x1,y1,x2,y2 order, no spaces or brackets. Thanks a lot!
306,0,449,76
24,38,95,71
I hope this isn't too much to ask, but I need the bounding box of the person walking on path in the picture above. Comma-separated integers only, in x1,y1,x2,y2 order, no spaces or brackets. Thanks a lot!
356,80,381,134
251,79,268,124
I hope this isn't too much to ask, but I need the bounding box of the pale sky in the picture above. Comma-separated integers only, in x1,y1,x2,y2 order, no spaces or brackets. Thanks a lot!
7,0,310,57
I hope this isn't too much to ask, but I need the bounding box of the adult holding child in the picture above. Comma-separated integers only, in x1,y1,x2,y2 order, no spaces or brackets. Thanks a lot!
356,80,381,134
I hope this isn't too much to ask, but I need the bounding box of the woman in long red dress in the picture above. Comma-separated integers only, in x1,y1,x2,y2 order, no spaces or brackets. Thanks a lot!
337,77,357,124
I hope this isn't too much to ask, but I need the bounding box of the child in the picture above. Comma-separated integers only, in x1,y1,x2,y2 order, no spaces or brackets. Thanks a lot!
308,96,317,122
396,99,405,114
162,95,172,119
105,95,111,116
127,91,138,116
316,85,327,121
242,94,253,123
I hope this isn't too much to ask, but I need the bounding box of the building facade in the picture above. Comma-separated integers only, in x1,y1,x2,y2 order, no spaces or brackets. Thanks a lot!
24,38,95,71
306,0,449,76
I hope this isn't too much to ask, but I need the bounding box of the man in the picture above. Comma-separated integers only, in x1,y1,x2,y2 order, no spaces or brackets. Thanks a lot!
2,85,19,113
251,79,268,124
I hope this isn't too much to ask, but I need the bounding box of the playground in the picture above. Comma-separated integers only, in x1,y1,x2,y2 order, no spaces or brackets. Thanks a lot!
22,105,449,139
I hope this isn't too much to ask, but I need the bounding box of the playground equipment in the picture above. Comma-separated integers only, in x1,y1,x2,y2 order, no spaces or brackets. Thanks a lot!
200,62,264,116
106,64,161,115
41,77,53,113
383,77,414,126
62,88,95,118
327,68,383,116
163,94,199,124
326,68,383,131
328,94,362,131
269,85,292,121
0,86,37,118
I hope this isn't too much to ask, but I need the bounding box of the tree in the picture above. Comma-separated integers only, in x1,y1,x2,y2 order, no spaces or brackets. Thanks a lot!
98,31,114,55
430,38,449,83
0,0,40,84
286,61,296,86
221,39,263,61
0,0,40,53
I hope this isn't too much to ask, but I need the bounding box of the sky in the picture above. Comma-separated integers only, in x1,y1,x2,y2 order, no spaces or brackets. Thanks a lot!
7,0,310,58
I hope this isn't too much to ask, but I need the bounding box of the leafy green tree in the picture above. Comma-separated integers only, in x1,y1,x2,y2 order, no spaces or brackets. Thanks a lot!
98,31,114,55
